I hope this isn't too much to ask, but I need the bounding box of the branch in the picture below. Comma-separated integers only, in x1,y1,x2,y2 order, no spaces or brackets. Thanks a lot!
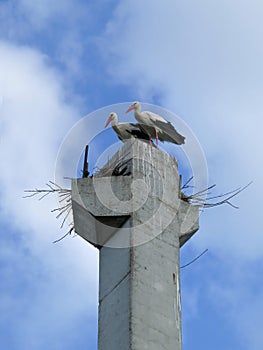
53,226,74,244
181,176,194,190
24,181,71,199
180,181,252,209
24,181,75,243
180,249,208,269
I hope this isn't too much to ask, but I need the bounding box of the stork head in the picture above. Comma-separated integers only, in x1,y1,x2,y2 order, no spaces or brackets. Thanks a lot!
126,101,141,113
105,112,118,128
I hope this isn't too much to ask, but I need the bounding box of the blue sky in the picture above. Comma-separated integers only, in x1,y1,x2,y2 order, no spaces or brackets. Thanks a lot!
0,0,263,349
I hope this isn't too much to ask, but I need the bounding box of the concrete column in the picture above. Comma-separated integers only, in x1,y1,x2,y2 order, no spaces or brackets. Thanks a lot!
71,140,199,350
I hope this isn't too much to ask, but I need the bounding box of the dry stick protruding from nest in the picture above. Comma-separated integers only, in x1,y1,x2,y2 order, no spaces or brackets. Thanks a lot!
202,182,252,208
52,226,74,244
181,176,194,190
180,177,252,209
24,181,74,243
23,181,70,199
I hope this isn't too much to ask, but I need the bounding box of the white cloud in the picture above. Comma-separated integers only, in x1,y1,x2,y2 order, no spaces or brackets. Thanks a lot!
102,0,263,258
0,41,98,348
103,0,263,98
100,1,263,348
0,0,94,86
207,264,263,349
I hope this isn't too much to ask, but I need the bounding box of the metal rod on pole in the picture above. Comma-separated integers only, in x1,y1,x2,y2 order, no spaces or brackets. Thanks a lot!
82,145,89,178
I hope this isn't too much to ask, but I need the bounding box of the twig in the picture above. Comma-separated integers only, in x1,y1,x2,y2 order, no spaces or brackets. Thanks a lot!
24,181,74,243
181,181,252,209
202,181,252,208
60,209,72,229
54,204,72,219
53,226,74,244
49,181,63,189
51,202,71,213
181,176,194,190
190,184,216,198
180,249,208,269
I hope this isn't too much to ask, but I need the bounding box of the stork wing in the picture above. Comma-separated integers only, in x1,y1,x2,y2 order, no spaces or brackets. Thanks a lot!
137,124,156,138
150,119,185,145
125,123,151,141
137,122,185,145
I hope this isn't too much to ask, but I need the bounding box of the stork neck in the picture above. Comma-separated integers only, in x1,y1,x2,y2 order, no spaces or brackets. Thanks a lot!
134,109,144,124
134,104,141,113
111,117,118,126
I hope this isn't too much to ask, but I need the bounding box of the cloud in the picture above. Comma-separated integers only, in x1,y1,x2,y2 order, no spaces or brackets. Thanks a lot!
207,262,263,349
101,0,263,258
0,1,262,348
100,1,263,348
0,41,98,349
102,0,263,99
0,0,95,92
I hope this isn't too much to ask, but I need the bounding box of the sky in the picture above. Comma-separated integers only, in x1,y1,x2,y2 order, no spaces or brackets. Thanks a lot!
0,0,263,349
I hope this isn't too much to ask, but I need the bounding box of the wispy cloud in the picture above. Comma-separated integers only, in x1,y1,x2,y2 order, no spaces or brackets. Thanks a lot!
0,41,98,349
101,0,263,257
1,0,262,348
100,1,263,348
0,0,102,102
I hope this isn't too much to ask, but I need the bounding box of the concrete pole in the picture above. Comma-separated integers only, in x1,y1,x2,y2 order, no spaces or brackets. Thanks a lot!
71,140,199,350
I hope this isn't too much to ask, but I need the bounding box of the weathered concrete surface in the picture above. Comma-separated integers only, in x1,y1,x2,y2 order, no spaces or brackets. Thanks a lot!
71,139,200,350
130,228,181,350
99,222,131,350
72,140,198,248
98,219,181,350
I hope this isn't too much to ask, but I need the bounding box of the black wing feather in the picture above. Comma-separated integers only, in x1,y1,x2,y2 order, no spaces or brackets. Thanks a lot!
125,123,151,141
150,119,185,145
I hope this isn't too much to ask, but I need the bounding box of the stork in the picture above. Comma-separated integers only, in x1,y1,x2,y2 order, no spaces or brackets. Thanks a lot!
105,112,152,143
126,101,185,147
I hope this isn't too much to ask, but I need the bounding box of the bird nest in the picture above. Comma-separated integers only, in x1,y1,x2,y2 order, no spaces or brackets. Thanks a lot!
24,174,251,244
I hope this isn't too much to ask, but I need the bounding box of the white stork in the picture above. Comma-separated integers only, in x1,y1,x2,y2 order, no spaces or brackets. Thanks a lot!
126,101,185,147
105,112,152,143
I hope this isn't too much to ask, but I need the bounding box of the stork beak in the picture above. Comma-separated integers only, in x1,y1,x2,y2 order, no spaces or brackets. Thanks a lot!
126,105,135,113
105,116,111,128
